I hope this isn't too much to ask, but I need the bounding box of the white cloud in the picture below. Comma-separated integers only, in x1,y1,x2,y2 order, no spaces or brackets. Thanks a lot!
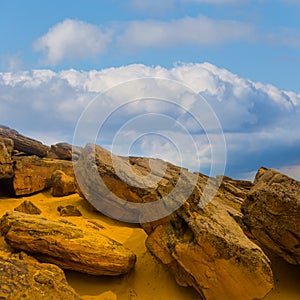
32,16,300,66
33,19,111,65
118,16,254,49
0,63,299,179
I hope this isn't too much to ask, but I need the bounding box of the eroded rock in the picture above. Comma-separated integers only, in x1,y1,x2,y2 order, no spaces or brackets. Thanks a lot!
52,170,76,197
242,168,300,265
0,125,49,157
0,138,14,179
13,156,74,196
0,249,81,300
0,211,136,276
57,205,82,217
75,144,274,299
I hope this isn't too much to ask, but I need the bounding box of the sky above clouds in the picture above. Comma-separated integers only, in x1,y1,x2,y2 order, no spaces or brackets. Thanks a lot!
0,0,300,180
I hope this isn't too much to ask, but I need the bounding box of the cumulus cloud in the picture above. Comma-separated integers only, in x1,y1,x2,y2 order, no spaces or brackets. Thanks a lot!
118,16,254,49
33,19,111,65
0,63,299,179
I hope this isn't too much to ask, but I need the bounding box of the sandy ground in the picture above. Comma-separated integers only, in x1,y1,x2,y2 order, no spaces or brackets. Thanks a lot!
0,192,299,300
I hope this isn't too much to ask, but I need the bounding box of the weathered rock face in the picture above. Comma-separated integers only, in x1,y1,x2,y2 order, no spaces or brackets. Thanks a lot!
0,138,14,179
146,198,274,300
0,211,136,276
242,168,300,265
13,156,74,196
75,144,274,300
52,170,76,197
0,125,49,157
0,250,82,300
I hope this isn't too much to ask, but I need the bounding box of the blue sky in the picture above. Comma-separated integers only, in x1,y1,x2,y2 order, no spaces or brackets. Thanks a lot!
1,0,300,91
0,0,300,180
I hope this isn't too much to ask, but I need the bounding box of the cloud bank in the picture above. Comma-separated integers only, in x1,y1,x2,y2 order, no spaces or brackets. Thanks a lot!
33,19,111,65
0,63,299,180
33,16,300,67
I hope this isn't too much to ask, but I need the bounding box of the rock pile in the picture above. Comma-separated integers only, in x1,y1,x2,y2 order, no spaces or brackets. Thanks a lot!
1,126,299,300
0,125,77,196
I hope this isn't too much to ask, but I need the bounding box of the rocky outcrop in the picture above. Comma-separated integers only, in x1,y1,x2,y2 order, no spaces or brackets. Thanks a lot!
242,168,300,265
13,156,74,196
14,200,42,215
0,138,14,179
146,198,274,300
0,250,81,300
52,170,76,197
0,211,136,276
75,144,274,299
0,125,49,157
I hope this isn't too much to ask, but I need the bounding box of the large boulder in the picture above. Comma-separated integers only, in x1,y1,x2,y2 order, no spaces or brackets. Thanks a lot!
242,168,300,265
13,156,74,196
0,125,49,157
51,170,76,197
146,197,274,300
75,144,274,299
0,138,14,179
0,250,81,300
0,211,136,276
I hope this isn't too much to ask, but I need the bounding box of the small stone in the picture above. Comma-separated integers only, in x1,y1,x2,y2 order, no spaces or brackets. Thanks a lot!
57,205,82,217
14,200,42,215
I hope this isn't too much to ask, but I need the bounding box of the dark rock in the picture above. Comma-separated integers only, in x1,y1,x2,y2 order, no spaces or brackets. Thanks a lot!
57,205,82,217
14,200,42,215
0,125,49,157
48,143,73,160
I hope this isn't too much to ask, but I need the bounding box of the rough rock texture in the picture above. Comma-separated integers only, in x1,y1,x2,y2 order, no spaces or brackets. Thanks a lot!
0,211,136,276
0,125,49,157
75,144,274,300
14,200,42,215
52,170,76,197
57,205,82,217
242,167,300,265
13,156,74,196
146,198,274,300
0,249,82,300
0,138,14,179
47,143,82,161
48,143,73,160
